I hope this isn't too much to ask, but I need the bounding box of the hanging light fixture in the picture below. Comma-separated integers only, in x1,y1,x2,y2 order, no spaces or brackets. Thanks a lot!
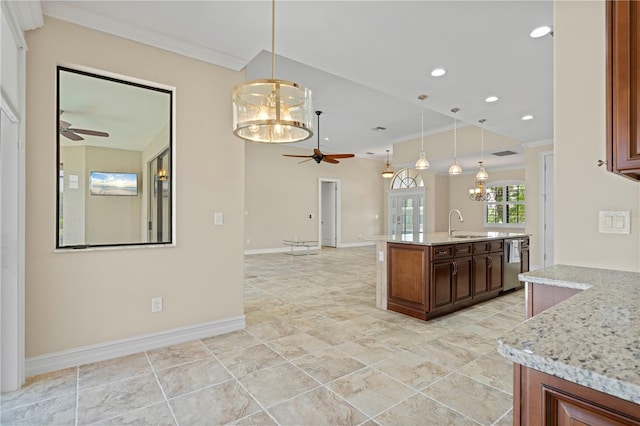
448,108,462,175
415,94,430,170
231,0,313,143
382,150,394,178
469,118,495,201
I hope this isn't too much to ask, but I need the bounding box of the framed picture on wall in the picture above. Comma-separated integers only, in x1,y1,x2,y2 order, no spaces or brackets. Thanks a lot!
89,171,138,196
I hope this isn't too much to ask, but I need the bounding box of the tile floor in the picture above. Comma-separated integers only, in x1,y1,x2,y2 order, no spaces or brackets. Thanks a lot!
1,246,526,425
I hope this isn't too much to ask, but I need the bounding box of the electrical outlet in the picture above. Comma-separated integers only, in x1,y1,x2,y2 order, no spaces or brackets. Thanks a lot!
151,297,163,313
378,251,384,262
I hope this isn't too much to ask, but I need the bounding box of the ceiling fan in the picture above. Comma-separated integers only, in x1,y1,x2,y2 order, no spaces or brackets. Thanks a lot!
283,111,355,164
59,111,110,141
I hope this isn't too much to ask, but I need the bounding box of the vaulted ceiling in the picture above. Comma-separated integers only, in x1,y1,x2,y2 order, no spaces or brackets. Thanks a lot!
43,0,553,171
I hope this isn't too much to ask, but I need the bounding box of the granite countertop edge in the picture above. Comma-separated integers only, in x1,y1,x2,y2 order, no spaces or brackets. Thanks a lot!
498,264,640,405
363,232,529,246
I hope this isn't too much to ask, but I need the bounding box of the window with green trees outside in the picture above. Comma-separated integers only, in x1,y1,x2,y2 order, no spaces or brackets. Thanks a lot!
485,181,525,226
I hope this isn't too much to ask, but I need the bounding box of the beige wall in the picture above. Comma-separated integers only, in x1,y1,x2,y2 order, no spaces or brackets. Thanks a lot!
244,142,385,250
25,17,245,356
555,1,640,272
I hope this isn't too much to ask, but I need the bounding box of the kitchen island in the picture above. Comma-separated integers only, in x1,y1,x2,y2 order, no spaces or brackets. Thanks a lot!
371,231,529,320
498,265,640,424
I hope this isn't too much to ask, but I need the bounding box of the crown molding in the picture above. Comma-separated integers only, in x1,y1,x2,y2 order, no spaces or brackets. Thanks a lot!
41,2,247,71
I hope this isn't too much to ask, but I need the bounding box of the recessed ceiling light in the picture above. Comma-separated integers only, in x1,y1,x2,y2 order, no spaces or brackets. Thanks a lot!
521,114,534,121
324,137,330,141
485,96,499,103
430,68,446,77
530,26,552,38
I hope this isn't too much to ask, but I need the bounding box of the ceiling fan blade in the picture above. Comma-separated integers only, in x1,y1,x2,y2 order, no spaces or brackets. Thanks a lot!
323,157,340,164
298,158,314,164
324,153,355,159
283,154,313,158
68,128,109,137
61,131,84,141
59,120,72,130
314,148,323,156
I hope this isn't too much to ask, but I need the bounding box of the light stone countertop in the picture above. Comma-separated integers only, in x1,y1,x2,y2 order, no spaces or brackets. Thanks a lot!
497,264,640,404
364,231,529,246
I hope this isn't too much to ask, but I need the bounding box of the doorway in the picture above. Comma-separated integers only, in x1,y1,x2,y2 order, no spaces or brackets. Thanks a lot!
541,151,555,267
319,179,340,247
388,189,424,239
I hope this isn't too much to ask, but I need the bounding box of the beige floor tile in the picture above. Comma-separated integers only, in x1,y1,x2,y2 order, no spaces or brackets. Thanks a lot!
146,340,211,371
94,402,175,425
268,386,367,426
373,393,477,425
156,357,233,398
238,363,319,408
79,352,152,390
373,351,451,390
0,393,76,426
77,373,164,425
422,373,512,425
457,350,514,395
0,367,77,411
216,343,286,378
335,335,402,364
494,409,514,426
305,322,366,346
230,410,278,425
245,318,300,341
406,337,479,370
438,329,498,355
327,367,415,417
291,348,366,384
169,380,261,425
267,331,331,359
201,330,262,356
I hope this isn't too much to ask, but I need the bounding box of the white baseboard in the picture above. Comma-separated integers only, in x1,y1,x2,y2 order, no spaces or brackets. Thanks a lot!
338,241,375,248
25,315,245,377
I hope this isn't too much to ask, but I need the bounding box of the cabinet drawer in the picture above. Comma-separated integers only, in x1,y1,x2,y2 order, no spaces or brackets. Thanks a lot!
473,241,490,254
431,245,453,260
454,244,472,257
489,240,504,252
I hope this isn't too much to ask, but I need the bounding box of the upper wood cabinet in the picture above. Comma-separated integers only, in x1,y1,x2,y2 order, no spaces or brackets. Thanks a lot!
607,0,640,181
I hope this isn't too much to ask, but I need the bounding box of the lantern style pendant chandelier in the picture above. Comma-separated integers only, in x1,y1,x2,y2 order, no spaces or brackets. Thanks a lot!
415,94,430,170
448,108,462,175
469,119,495,201
231,0,313,143
382,150,394,178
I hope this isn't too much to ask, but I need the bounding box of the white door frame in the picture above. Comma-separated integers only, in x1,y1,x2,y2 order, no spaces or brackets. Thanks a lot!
318,178,341,248
539,150,554,268
1,93,26,392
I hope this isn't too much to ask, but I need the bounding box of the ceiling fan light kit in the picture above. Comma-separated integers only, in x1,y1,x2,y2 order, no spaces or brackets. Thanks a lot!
415,94,431,170
231,0,313,144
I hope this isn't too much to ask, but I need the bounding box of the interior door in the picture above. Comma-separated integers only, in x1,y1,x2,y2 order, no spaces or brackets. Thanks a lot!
321,181,336,247
543,153,555,267
389,191,424,239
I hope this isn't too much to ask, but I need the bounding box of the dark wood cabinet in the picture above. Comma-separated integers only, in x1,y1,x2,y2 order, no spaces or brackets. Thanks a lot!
515,365,640,425
520,238,530,274
387,243,428,320
607,0,640,181
388,239,513,320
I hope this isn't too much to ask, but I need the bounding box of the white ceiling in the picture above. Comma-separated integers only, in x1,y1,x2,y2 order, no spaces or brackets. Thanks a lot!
43,0,553,172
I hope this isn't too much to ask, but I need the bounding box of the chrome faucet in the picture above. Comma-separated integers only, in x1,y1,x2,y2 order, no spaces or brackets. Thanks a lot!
448,209,464,236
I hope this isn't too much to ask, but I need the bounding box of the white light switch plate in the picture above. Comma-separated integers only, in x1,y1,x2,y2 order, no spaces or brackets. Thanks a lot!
214,212,223,226
599,210,630,234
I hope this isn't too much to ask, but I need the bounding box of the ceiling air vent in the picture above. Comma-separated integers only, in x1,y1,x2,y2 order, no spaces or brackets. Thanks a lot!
492,150,517,157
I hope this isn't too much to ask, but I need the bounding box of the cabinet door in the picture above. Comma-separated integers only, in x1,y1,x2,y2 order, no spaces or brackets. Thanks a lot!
473,255,489,296
607,0,640,180
520,248,530,274
388,244,428,316
454,257,473,303
430,261,453,311
489,252,504,291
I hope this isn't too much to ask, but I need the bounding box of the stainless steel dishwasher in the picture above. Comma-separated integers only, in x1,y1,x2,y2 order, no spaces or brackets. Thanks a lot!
503,238,525,291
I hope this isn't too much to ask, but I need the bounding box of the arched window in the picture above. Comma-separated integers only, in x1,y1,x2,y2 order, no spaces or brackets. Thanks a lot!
390,168,424,189
484,180,525,227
